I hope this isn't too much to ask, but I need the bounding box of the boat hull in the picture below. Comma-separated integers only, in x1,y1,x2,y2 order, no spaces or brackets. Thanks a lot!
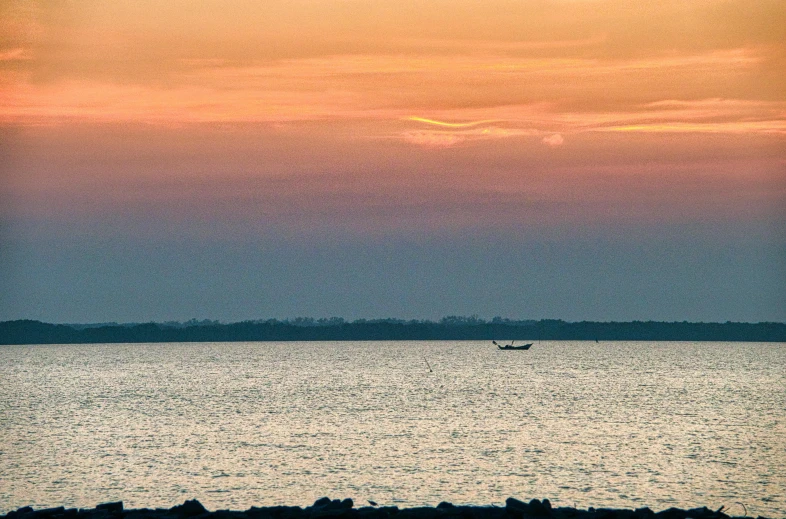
496,344,532,350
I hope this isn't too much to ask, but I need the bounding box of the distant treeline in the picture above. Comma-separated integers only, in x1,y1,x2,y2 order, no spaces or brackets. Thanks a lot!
1,317,785,344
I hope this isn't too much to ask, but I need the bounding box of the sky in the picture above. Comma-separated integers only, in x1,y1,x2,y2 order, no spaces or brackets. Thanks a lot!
1,0,785,323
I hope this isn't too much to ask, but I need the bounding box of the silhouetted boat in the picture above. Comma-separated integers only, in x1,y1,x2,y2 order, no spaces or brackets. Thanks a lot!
493,340,532,350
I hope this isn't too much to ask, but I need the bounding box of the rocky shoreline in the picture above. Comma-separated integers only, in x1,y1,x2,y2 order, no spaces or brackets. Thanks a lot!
1,498,771,519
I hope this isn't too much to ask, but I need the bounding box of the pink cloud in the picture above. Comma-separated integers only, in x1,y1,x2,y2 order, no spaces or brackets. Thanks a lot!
0,48,31,61
402,131,466,148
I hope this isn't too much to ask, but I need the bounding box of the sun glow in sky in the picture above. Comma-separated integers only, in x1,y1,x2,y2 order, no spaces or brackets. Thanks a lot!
1,0,784,322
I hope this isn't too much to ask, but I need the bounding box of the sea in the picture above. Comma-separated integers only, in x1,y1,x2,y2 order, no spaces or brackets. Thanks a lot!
1,341,784,517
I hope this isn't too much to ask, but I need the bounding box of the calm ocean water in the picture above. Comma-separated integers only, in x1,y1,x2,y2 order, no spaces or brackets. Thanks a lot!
1,341,784,517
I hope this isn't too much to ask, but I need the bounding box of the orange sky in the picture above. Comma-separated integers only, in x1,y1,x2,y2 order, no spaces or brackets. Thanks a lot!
3,1,785,130
1,0,785,235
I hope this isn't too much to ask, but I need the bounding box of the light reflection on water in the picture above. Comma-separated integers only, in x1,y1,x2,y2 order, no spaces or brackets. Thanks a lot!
1,341,784,517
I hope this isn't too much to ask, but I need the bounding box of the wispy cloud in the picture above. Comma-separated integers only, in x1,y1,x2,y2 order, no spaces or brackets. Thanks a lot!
407,116,502,128
0,48,32,61
542,134,564,146
400,126,543,147
2,24,783,145
390,33,609,53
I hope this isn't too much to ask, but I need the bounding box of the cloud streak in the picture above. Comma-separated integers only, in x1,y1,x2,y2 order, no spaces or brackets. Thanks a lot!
3,38,783,144
0,48,32,61
407,116,502,128
400,126,542,147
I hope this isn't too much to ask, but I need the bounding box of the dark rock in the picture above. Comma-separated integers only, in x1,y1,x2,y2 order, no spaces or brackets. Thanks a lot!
96,503,123,514
505,499,529,513
685,508,718,519
468,506,506,519
528,500,549,517
6,507,34,519
439,506,468,519
592,509,628,519
212,511,249,519
309,500,352,518
1,501,771,519
397,508,439,519
246,506,274,519
551,507,586,519
356,508,387,519
170,500,208,518
267,506,305,519
309,509,350,519
123,510,157,519
654,509,686,519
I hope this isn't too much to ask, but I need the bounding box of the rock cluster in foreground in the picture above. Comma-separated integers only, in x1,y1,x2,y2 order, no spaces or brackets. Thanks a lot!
1,498,770,519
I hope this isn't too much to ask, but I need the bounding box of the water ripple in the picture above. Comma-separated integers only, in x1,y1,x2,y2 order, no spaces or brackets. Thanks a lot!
1,341,784,517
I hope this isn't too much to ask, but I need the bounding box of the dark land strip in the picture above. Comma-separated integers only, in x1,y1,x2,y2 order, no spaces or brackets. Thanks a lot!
1,498,772,519
1,319,785,345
